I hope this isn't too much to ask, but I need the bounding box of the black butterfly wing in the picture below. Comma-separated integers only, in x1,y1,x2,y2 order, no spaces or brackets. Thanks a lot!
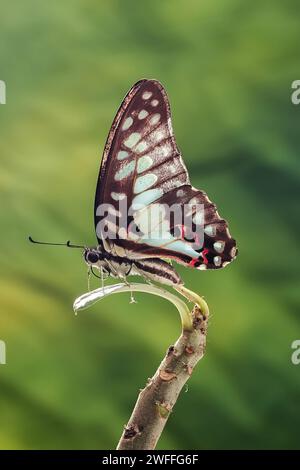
94,79,237,270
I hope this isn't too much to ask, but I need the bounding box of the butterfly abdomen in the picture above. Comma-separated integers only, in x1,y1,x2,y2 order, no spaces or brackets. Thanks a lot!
133,258,183,286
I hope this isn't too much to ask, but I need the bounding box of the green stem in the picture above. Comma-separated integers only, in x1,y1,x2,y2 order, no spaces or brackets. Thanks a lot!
74,283,194,331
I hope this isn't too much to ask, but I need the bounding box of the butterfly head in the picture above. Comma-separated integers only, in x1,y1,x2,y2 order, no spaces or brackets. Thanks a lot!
83,247,104,266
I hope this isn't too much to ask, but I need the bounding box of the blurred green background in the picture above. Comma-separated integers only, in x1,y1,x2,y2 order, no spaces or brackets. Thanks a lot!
0,0,299,450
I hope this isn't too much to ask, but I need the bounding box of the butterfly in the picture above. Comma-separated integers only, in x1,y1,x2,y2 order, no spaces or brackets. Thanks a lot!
30,79,237,296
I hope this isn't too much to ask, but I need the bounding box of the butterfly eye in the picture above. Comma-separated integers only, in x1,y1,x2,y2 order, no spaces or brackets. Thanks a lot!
87,251,99,264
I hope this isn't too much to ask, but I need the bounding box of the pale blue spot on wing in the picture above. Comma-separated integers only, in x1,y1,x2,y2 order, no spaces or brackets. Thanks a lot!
115,161,135,181
122,117,133,131
136,141,148,153
140,237,200,259
138,110,149,119
214,241,225,253
163,240,200,258
204,224,216,237
131,188,163,210
124,132,141,148
214,256,222,266
137,156,153,174
117,151,129,161
134,173,157,194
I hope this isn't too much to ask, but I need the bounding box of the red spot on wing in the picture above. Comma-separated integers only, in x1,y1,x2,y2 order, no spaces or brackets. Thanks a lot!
202,248,209,265
189,258,198,267
188,248,209,268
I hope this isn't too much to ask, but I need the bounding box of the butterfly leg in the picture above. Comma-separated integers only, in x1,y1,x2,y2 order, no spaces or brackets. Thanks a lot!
87,266,91,292
129,289,137,304
120,276,137,304
100,267,105,293
112,264,138,304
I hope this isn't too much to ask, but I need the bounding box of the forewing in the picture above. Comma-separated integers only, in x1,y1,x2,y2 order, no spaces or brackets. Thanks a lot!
94,79,188,243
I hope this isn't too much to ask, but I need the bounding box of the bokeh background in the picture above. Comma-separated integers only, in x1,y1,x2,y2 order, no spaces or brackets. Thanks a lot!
0,0,299,450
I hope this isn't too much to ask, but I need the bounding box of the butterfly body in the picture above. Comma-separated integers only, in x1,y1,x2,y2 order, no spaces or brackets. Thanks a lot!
84,246,183,286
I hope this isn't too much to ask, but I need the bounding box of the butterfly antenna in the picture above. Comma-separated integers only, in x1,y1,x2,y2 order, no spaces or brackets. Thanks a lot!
28,236,84,249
